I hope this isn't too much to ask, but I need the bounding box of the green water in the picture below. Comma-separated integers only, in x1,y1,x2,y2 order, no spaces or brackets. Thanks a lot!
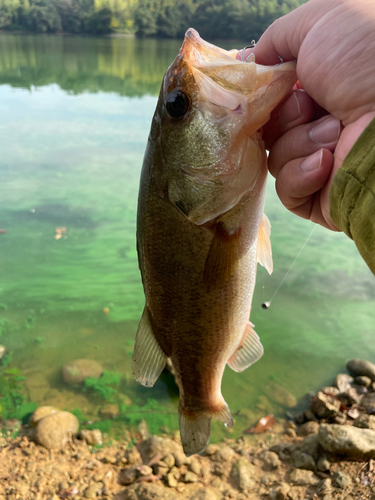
0,34,374,440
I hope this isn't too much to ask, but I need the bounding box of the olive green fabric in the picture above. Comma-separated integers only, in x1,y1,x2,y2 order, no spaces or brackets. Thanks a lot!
330,117,375,274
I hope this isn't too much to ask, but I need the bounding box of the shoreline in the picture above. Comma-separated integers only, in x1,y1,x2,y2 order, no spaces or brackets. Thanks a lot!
1,358,375,499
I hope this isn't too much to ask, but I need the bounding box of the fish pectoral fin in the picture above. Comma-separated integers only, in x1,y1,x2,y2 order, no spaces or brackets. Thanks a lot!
132,307,167,388
257,213,273,275
204,222,241,286
227,321,264,372
179,400,233,456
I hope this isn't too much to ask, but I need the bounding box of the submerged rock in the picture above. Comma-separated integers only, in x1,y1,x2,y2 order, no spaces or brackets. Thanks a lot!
346,359,375,381
264,381,297,408
62,359,103,386
318,423,375,459
32,410,79,450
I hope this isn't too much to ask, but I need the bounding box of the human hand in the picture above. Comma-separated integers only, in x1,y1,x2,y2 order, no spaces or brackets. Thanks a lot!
237,0,375,230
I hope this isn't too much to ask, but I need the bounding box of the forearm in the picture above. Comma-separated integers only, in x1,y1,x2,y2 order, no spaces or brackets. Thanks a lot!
329,117,375,274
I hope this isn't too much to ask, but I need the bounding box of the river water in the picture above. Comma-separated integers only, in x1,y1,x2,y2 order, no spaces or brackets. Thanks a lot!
0,34,374,440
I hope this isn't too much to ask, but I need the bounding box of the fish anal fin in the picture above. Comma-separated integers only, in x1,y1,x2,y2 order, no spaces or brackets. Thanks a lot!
257,213,273,274
132,307,167,388
228,321,264,372
204,222,241,286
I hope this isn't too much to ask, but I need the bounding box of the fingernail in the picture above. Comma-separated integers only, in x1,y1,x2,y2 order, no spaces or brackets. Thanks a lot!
278,93,301,123
310,117,340,144
301,149,323,172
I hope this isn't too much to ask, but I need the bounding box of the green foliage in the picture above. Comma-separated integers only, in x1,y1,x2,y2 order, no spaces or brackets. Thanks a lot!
83,370,121,401
0,304,8,311
27,0,62,32
0,318,10,337
1,350,13,367
0,367,34,422
0,0,305,37
118,398,178,435
34,336,45,343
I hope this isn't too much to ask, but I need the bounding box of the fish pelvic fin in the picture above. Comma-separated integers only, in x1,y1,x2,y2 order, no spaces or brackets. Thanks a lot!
132,307,167,388
257,213,273,274
227,321,264,372
179,401,233,456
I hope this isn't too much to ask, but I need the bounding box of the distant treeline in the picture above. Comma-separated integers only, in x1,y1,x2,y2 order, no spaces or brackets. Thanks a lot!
0,0,305,38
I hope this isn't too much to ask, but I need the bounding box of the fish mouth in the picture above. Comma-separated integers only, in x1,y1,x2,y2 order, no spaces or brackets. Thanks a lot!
178,28,297,122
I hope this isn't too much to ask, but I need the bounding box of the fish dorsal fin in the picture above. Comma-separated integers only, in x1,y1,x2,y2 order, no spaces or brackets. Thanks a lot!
204,222,241,287
132,307,167,387
227,321,264,372
257,213,273,274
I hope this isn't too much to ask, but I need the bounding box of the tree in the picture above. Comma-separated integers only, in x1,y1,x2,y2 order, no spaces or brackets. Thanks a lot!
27,0,62,32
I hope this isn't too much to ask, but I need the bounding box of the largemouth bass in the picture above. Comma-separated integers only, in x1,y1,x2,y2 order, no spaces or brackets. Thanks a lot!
133,29,296,456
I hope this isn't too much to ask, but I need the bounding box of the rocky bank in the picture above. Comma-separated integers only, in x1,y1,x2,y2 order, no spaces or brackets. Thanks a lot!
1,358,375,500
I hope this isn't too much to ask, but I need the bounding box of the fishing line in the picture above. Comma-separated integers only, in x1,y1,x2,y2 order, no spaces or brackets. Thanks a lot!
262,224,316,309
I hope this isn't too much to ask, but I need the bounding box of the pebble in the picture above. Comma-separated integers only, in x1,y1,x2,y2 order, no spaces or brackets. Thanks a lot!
166,472,178,488
354,375,372,387
269,483,290,500
162,453,175,468
332,470,352,488
230,458,256,491
259,450,280,469
289,469,320,486
183,471,198,483
310,391,340,418
317,478,332,493
80,429,102,446
205,444,220,455
317,456,331,472
124,446,142,465
189,457,201,475
361,392,375,410
213,446,236,462
260,473,277,485
137,465,152,476
297,421,319,436
353,414,375,430
291,449,315,471
118,467,138,485
333,373,354,392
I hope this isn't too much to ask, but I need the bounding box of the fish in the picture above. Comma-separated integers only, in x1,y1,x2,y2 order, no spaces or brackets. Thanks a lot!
133,28,296,456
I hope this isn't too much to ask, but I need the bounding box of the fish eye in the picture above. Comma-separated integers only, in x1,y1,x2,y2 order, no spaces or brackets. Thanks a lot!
165,90,190,120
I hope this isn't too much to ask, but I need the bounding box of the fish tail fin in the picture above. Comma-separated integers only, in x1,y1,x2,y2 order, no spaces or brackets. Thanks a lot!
179,400,233,456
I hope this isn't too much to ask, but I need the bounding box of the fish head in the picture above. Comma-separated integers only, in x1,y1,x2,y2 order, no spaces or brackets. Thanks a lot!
149,28,296,225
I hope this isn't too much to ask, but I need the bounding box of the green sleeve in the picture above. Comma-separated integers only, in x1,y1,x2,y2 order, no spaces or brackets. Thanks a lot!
329,117,375,274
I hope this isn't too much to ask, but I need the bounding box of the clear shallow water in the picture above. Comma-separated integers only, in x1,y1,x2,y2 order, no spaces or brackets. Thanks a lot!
0,34,374,440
